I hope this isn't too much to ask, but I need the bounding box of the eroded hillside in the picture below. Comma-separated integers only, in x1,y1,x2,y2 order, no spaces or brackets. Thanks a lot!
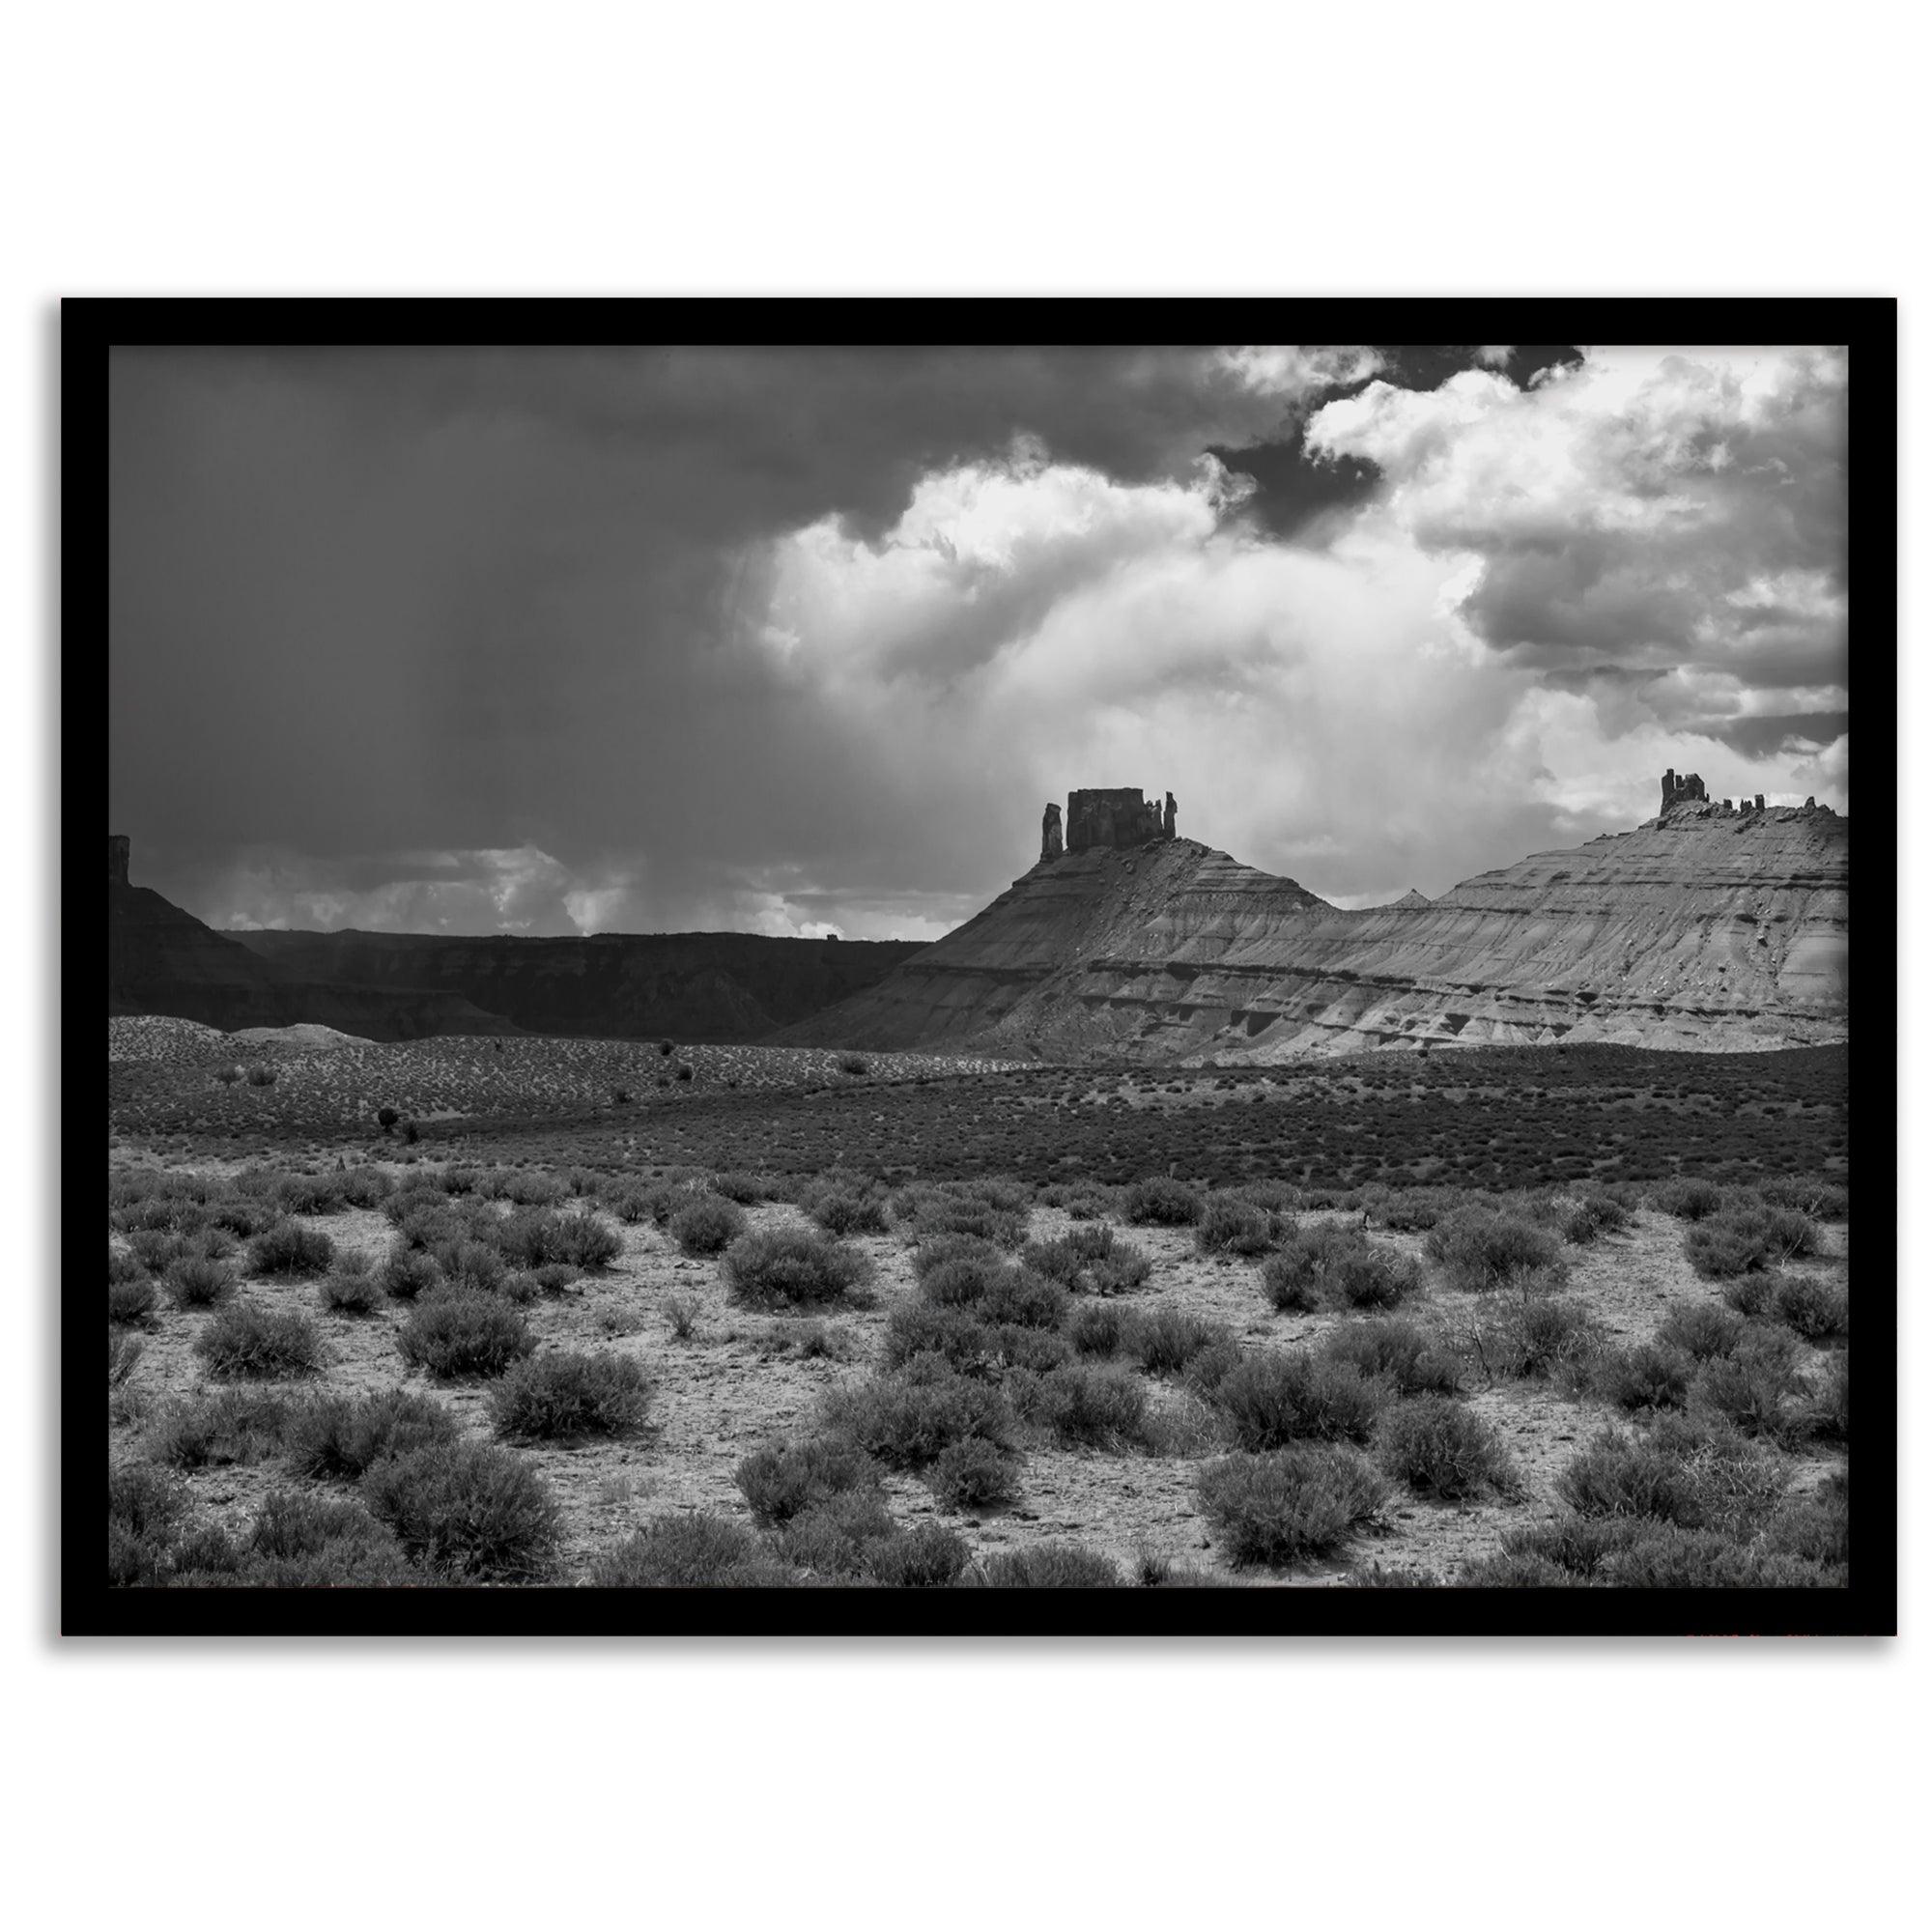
780,800,1849,1063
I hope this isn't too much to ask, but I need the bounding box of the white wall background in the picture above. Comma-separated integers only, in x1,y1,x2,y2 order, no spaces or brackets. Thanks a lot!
9,8,1918,1929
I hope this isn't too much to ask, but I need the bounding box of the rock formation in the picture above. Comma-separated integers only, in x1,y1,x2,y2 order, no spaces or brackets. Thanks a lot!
1041,802,1064,861
110,846,520,1038
111,836,923,1042
780,775,1848,1063
1661,768,1708,813
1064,787,1176,853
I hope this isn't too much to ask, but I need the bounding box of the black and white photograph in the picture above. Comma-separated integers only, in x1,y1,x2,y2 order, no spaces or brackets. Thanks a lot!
79,307,1892,1634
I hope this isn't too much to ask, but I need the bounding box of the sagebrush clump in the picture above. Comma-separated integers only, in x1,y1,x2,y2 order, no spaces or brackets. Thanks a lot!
1378,1397,1518,1499
970,1543,1122,1588
1321,1317,1461,1396
820,1356,1015,1469
590,1513,793,1587
247,1218,336,1278
724,1226,875,1310
490,1350,652,1442
1215,1350,1385,1449
669,1195,748,1257
1196,1445,1389,1568
395,1293,536,1378
283,1389,462,1480
1427,1207,1564,1292
1122,1176,1203,1226
363,1440,562,1581
928,1435,1023,1510
1195,1194,1278,1257
193,1305,325,1381
735,1436,882,1526
162,1254,237,1311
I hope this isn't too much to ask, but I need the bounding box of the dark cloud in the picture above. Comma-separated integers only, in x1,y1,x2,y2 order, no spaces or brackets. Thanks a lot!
109,342,1849,939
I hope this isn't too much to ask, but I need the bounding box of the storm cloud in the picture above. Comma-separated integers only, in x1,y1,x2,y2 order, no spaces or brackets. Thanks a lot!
107,340,1849,937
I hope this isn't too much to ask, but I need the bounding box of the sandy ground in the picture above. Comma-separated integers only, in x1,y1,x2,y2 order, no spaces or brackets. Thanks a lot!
106,1167,1850,1586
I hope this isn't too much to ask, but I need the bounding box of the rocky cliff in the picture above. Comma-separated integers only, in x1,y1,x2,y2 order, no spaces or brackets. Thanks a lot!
108,876,517,1038
110,837,920,1041
225,927,924,1043
777,801,1849,1062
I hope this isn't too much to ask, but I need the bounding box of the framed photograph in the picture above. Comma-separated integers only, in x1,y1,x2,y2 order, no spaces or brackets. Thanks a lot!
75,299,1894,1635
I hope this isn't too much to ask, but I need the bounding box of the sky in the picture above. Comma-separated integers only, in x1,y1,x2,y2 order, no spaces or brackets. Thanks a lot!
107,341,1850,939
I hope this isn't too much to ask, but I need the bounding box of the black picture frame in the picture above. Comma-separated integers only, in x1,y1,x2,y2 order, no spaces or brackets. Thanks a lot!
71,297,1896,1638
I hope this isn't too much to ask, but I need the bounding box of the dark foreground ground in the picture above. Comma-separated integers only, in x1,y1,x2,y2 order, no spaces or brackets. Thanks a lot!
112,1022,1845,1194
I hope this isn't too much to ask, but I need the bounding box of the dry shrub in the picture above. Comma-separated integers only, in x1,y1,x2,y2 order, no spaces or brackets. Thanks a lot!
1650,1178,1728,1221
1260,1224,1418,1312
1464,1278,1602,1385
589,1512,792,1587
909,1232,1005,1280
1122,1176,1204,1226
377,1247,441,1302
1755,1175,1847,1221
1592,1341,1695,1412
395,1293,536,1378
193,1305,325,1381
1068,1302,1125,1356
1655,1302,1747,1362
819,1356,1015,1469
724,1226,875,1310
1427,1207,1564,1292
1321,1317,1461,1396
978,1266,1067,1330
1685,1204,1822,1279
1195,1195,1278,1257
490,1350,652,1442
363,1440,562,1581
148,1389,292,1469
318,1257,385,1315
866,1522,972,1587
928,1435,1023,1509
669,1195,748,1257
283,1389,461,1480
1196,1445,1388,1568
920,1253,1006,1307
1121,1308,1235,1376
1377,1396,1518,1499
735,1437,882,1527
1024,1226,1115,1287
1690,1330,1809,1445
247,1218,336,1278
969,1544,1122,1587
162,1254,237,1310
109,1265,159,1324
1030,1363,1149,1448
1215,1350,1385,1449
1771,1273,1848,1340
799,1181,889,1236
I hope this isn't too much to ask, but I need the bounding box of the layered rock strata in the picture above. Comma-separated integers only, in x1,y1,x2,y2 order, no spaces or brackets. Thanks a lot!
779,802,1849,1062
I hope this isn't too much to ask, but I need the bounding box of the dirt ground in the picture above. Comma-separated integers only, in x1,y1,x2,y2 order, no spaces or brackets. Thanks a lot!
106,1151,1851,1587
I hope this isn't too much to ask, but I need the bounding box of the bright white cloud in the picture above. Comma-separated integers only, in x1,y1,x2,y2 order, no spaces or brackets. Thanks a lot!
1215,344,1384,399
1304,347,1848,713
738,353,1848,908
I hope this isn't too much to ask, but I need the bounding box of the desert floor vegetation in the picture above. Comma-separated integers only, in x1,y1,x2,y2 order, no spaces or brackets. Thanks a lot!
105,1031,1850,1589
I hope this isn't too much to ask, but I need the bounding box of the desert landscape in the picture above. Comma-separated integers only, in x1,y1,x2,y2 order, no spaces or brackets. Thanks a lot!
106,796,1851,1595
101,338,1857,1607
